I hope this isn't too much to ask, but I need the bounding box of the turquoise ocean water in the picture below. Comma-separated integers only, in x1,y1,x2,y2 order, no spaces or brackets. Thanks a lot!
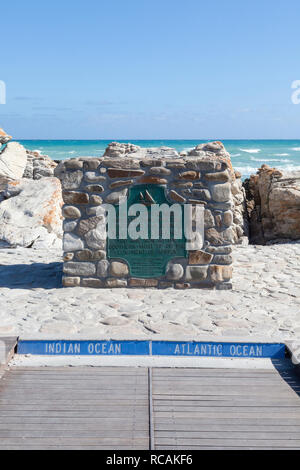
18,140,300,180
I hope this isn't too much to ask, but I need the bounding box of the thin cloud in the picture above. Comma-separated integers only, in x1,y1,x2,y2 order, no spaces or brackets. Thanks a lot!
85,99,127,106
32,106,72,111
13,96,41,101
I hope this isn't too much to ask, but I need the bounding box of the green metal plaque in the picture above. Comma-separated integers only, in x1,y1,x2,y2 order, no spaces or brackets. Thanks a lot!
107,184,187,278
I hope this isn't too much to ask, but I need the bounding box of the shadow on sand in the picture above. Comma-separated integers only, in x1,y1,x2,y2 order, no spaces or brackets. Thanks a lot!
0,262,63,289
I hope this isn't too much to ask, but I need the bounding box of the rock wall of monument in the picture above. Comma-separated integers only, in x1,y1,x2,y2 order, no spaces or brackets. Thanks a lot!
57,154,234,289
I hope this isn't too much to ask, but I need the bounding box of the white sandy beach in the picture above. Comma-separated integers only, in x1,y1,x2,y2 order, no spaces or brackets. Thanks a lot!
0,243,299,341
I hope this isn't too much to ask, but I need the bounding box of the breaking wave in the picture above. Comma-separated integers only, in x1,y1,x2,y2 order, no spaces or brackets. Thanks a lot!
235,164,300,176
250,157,291,163
235,166,260,174
240,148,261,154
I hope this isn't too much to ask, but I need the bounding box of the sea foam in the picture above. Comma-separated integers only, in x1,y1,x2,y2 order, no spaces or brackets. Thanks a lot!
250,157,291,163
240,148,261,154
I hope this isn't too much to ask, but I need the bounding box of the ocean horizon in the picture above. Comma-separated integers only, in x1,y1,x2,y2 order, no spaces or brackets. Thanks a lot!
17,139,300,179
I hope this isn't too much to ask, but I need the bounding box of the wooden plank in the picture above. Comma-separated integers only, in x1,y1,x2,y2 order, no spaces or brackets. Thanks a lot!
153,382,296,390
154,417,300,425
153,399,300,407
9,366,147,373
153,396,300,404
153,411,300,418
2,377,148,384
155,430,300,439
153,406,300,413
0,410,148,417
0,380,147,392
0,404,148,411
0,381,148,389
153,371,292,377
0,423,149,431
0,430,149,438
153,393,299,401
152,388,298,397
155,424,300,432
0,437,149,446
0,417,149,425
155,445,300,450
155,438,300,448
5,370,148,377
153,367,290,375
0,398,148,405
0,445,147,450
0,388,148,395
153,376,294,384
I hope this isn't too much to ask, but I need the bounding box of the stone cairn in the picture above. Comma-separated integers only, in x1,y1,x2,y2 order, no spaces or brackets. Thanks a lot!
56,141,245,289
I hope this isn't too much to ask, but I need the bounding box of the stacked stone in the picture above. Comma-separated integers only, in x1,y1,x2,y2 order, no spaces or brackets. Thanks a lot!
57,142,234,289
104,141,248,244
184,143,248,244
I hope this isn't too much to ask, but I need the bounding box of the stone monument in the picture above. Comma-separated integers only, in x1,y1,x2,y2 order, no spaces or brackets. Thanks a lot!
56,142,234,289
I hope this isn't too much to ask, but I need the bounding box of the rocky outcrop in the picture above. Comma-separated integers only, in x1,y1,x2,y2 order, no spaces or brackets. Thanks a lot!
245,165,300,244
0,127,63,249
103,141,180,159
24,150,57,179
0,128,12,145
0,128,28,182
0,177,63,248
103,142,141,158
0,127,57,181
0,142,27,180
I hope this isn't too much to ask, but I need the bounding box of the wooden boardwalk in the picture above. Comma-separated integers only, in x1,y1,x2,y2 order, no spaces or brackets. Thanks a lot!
0,367,149,449
0,361,300,449
151,362,300,450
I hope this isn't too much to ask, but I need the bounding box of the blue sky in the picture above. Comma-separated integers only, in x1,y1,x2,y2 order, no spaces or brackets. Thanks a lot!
1,0,300,139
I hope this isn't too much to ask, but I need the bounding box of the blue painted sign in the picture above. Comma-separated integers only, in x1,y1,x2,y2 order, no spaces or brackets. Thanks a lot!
151,341,285,359
17,340,286,359
18,340,149,356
